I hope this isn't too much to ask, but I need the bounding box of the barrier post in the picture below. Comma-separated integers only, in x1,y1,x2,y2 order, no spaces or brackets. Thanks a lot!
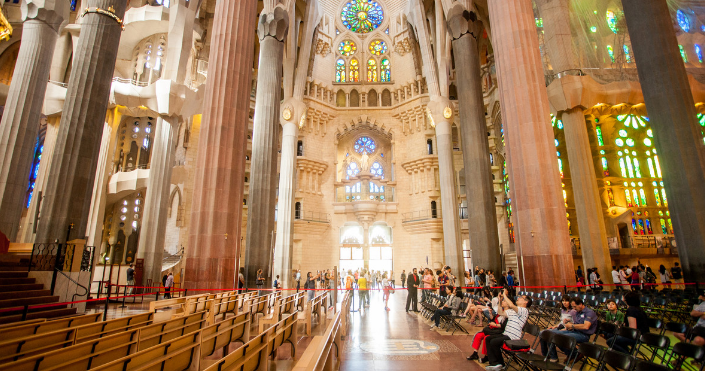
21,305,28,321
119,285,127,308
103,298,109,321
563,285,567,295
184,289,188,298
155,287,160,301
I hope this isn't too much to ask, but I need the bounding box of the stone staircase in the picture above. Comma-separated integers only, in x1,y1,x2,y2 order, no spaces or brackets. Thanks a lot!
0,257,77,324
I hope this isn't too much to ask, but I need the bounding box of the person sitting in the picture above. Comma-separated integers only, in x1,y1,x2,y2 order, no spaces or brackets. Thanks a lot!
540,297,597,362
548,296,575,330
464,287,494,326
675,293,705,346
467,314,506,363
430,286,461,329
484,289,532,370
605,299,625,325
612,291,649,353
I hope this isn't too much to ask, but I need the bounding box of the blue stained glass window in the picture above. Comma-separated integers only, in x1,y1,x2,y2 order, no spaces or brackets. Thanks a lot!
26,144,44,208
70,0,77,11
623,45,632,63
354,136,376,154
341,0,384,34
347,162,360,179
371,162,384,178
677,10,691,32
696,44,703,63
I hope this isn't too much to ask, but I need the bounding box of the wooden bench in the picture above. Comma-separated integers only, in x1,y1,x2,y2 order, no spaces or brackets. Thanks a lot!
180,294,217,318
202,329,274,371
0,329,140,371
0,327,77,364
247,295,273,328
292,310,342,371
0,318,45,330
268,312,299,360
305,292,327,336
137,311,208,350
207,296,239,325
199,312,251,369
74,312,154,343
148,293,211,315
90,332,202,371
258,294,299,333
5,312,103,340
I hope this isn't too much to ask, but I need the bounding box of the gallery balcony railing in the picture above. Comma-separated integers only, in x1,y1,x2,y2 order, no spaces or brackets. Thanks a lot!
294,210,330,223
402,209,438,222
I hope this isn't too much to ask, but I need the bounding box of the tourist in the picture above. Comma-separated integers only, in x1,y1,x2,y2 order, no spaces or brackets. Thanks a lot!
306,272,320,301
619,266,631,291
430,286,460,329
540,297,597,361
605,299,625,326
406,268,420,312
239,268,246,291
546,296,575,330
401,270,406,288
484,289,532,370
644,266,657,290
358,270,369,309
273,275,281,291
658,264,672,288
496,271,507,289
576,266,583,280
126,264,135,295
671,262,683,289
422,268,433,301
612,291,650,354
466,314,505,363
164,272,174,299
611,266,621,290
675,293,705,346
256,269,265,295
381,272,391,311
438,268,449,297
464,271,473,294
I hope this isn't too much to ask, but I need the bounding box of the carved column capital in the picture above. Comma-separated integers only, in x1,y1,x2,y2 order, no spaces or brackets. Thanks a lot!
446,3,482,41
22,0,70,32
258,6,289,42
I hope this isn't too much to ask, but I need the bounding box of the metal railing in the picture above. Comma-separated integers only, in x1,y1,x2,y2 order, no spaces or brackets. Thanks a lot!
402,209,439,222
112,76,150,87
295,210,330,223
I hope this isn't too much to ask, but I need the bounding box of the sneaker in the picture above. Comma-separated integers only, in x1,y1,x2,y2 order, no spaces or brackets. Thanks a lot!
485,365,503,371
480,357,489,364
430,325,437,329
467,353,479,361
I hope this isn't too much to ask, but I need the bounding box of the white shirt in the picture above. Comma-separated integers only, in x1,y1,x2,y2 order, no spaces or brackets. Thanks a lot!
503,307,529,340
611,270,621,284
382,278,389,288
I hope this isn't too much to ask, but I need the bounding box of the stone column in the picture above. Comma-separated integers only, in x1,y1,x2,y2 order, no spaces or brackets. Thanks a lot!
164,0,199,84
273,114,301,290
243,7,288,290
622,0,705,283
184,0,258,290
447,5,501,273
430,100,463,272
35,0,127,243
538,0,611,278
487,0,574,287
0,0,68,241
137,117,177,287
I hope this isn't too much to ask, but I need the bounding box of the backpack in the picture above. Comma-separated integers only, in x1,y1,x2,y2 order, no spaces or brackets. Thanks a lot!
304,280,309,289
646,271,656,284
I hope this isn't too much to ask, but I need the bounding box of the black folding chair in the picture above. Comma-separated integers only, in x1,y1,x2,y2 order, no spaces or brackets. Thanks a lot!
575,342,605,371
633,359,670,371
635,332,670,364
600,349,635,371
528,333,578,371
669,342,705,371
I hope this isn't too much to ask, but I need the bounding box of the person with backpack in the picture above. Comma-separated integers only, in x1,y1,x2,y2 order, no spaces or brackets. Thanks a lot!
644,266,657,290
671,262,683,289
273,275,281,291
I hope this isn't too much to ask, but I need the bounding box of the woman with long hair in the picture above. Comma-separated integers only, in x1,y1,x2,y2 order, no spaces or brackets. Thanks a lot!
256,269,264,295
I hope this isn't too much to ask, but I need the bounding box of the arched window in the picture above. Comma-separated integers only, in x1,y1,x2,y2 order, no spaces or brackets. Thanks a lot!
295,202,302,219
431,201,437,218
347,162,360,178
427,139,433,155
336,90,346,107
367,58,378,82
368,89,378,107
350,89,360,107
297,140,304,156
25,142,44,208
336,59,346,83
381,89,391,106
349,58,360,82
380,58,391,82
371,162,384,178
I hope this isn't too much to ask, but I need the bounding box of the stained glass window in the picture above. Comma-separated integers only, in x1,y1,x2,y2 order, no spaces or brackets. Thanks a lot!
679,45,688,63
369,40,388,55
625,189,633,207
380,58,391,82
632,189,640,206
607,189,616,206
367,59,378,82
661,188,668,207
349,58,360,82
336,59,346,83
601,158,609,176
26,143,43,208
596,125,604,146
639,189,648,206
354,136,376,154
71,0,77,11
339,40,357,56
347,162,360,178
677,10,691,32
341,0,384,34
654,189,662,206
558,159,564,178
371,162,384,178
696,45,703,63
623,45,632,63
607,45,615,63
606,11,619,34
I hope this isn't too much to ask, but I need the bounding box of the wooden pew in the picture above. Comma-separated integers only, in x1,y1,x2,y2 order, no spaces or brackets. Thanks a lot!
0,327,77,364
340,291,352,337
0,318,45,330
206,295,239,325
304,292,327,336
148,293,211,315
0,329,140,371
292,310,342,371
247,295,272,328
137,311,208,350
74,312,154,343
5,312,103,340
90,332,202,371
202,329,274,371
179,294,217,318
258,294,298,333
199,312,251,369
268,312,299,360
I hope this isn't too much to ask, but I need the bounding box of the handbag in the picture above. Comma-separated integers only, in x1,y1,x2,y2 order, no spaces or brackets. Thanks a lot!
482,325,504,336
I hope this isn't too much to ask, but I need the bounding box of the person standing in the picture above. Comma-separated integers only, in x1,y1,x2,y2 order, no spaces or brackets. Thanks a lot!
126,264,135,295
295,270,301,292
390,270,395,288
164,272,174,299
306,272,320,301
358,272,369,309
611,266,621,290
401,270,407,288
406,268,419,312
256,269,265,295
162,273,168,297
238,267,245,291
273,275,281,291
381,272,391,311
671,262,683,289
659,265,672,289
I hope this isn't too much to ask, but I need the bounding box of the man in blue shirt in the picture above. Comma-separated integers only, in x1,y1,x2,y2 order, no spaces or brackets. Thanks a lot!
540,297,597,361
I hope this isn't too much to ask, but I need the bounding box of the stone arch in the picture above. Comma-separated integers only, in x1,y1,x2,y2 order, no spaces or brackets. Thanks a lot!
0,41,20,85
368,89,378,107
350,89,360,107
168,186,182,218
336,89,346,107
381,89,392,106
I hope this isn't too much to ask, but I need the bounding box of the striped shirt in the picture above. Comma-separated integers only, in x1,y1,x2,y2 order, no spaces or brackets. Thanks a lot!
503,307,529,340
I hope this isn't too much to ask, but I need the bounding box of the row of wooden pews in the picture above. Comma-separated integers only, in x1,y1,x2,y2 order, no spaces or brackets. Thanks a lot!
0,289,349,371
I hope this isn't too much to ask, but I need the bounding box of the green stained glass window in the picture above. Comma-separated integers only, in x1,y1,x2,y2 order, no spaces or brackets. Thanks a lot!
380,58,391,82
654,189,662,206
679,45,688,63
558,159,563,178
640,189,648,206
626,156,635,178
632,189,640,206
619,158,627,177
647,158,656,177
341,0,384,34
626,138,635,147
623,45,632,63
336,59,346,83
606,10,619,34
602,158,609,175
369,40,387,55
662,188,668,207
625,189,633,207
616,138,624,147
654,155,662,177
660,219,667,234
339,40,357,56
367,58,377,82
596,125,604,146
698,113,705,127
607,45,615,63
349,59,359,82
619,129,628,137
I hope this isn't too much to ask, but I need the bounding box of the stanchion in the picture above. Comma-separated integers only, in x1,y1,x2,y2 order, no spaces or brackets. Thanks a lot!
350,288,358,313
119,285,127,308
103,297,109,321
21,305,28,321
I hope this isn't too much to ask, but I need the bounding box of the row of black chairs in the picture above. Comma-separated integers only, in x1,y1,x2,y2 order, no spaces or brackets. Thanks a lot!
418,293,469,334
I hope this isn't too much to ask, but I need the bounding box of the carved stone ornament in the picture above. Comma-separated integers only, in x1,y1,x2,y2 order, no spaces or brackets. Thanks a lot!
443,106,453,119
282,107,293,121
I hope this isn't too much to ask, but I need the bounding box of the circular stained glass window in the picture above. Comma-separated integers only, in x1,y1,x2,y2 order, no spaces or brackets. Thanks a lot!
341,0,384,34
121,207,128,213
644,138,652,146
339,40,357,56
677,10,691,32
619,129,628,137
369,40,387,55
347,162,360,178
616,138,624,147
354,136,376,154
626,138,635,147
371,162,384,178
